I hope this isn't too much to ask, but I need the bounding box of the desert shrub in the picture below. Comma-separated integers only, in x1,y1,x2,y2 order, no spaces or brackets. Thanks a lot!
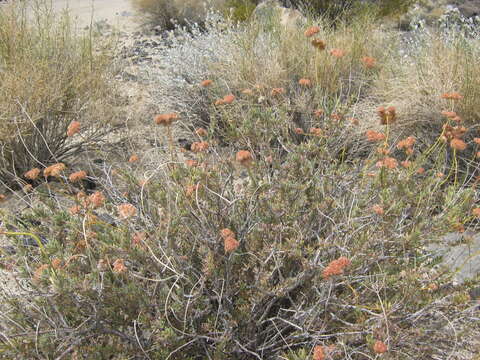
0,2,118,187
293,0,418,20
2,8,480,360
131,0,219,29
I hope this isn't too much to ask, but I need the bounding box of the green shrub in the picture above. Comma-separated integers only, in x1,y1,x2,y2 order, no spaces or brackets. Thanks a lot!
0,2,118,186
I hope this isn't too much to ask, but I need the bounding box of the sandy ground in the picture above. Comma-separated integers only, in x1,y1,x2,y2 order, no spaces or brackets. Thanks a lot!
51,0,139,30
0,0,140,31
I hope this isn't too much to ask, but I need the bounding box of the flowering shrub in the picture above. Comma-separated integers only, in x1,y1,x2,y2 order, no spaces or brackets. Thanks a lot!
1,5,480,360
0,2,119,186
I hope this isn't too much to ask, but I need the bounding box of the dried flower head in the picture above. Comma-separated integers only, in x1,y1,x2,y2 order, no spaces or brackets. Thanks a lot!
441,92,462,100
191,141,209,153
67,121,81,137
349,117,359,125
362,56,376,68
298,78,312,87
195,128,208,137
450,138,467,151
441,110,457,119
472,208,480,218
313,345,325,360
376,157,398,169
132,232,147,246
373,340,388,354
311,38,326,50
236,150,253,166
309,127,323,136
24,168,41,180
23,184,33,193
220,228,235,239
200,79,213,87
372,204,384,215
185,183,200,197
330,113,342,121
366,130,386,142
224,236,240,253
0,194,6,202
377,106,396,125
44,163,66,178
88,191,105,209
397,136,416,150
294,127,304,135
314,109,324,117
401,160,412,168
69,205,82,215
304,26,320,37
117,203,137,219
216,94,235,105
129,154,139,163
417,167,425,174
271,87,285,96
69,170,87,183
112,259,127,274
330,48,346,58
154,113,178,126
185,159,198,167
322,256,351,279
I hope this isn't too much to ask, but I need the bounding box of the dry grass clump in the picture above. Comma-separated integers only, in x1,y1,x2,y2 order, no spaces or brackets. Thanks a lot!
0,2,119,186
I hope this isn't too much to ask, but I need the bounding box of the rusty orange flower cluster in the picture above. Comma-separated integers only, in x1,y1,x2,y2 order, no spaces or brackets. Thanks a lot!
195,128,208,137
376,157,398,169
236,150,253,166
215,94,235,105
330,48,346,58
366,130,386,142
309,127,323,136
322,256,351,279
24,168,41,180
132,232,147,247
129,154,139,163
313,345,325,360
220,228,239,253
314,109,324,117
441,124,467,151
372,204,384,215
271,87,285,96
67,121,81,137
397,136,415,155
185,183,200,197
311,38,326,50
304,26,320,37
69,170,87,183
191,141,209,153
441,92,462,100
88,191,105,209
377,106,396,125
200,79,213,87
294,128,304,135
117,203,137,219
441,110,461,122
185,159,198,167
362,56,376,68
472,208,480,218
44,163,66,178
155,113,178,126
373,340,388,354
112,259,127,274
298,78,312,87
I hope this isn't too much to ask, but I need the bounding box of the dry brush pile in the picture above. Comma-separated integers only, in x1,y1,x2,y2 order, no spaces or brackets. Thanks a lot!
1,5,480,360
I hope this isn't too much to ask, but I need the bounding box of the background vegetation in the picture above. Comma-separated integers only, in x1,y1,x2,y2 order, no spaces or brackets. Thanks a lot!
0,1,119,187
